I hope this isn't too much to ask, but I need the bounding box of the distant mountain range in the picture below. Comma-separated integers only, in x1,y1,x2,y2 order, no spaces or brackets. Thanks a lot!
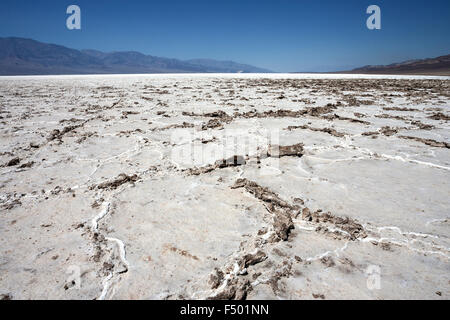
0,37,272,75
342,54,450,76
2,37,448,76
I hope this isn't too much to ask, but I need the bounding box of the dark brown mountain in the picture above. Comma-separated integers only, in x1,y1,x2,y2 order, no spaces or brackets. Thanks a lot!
343,54,450,76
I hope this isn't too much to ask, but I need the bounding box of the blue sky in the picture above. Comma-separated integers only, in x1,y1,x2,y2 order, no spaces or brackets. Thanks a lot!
0,0,449,72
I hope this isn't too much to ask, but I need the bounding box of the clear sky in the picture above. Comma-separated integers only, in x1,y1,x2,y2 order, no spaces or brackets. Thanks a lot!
0,0,449,72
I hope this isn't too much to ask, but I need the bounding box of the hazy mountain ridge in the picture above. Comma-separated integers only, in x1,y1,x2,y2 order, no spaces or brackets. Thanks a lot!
186,58,267,73
0,37,271,75
346,54,450,76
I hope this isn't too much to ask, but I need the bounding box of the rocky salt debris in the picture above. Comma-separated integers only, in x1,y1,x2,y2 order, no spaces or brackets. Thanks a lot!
232,178,367,241
202,118,224,130
182,110,233,130
270,207,295,241
4,157,20,167
217,155,246,168
380,126,399,136
18,161,34,169
408,120,434,130
1,198,22,210
82,219,129,281
208,268,225,289
428,112,450,121
306,104,338,116
322,113,371,125
210,277,252,300
203,110,233,122
238,109,307,119
0,293,12,300
286,125,346,137
121,110,140,119
362,126,403,137
231,178,294,210
207,247,269,300
186,155,246,175
206,180,301,300
375,113,409,121
185,166,215,176
47,123,84,143
231,178,299,242
383,107,419,112
398,135,450,149
152,122,194,131
207,259,253,300
235,104,336,120
240,250,268,268
164,245,200,262
266,143,304,158
186,143,305,176
362,131,380,137
91,173,140,190
301,208,367,240
266,261,295,294
59,118,85,124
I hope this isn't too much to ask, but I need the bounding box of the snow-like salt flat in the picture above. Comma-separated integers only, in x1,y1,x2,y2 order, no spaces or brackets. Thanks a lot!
0,74,449,300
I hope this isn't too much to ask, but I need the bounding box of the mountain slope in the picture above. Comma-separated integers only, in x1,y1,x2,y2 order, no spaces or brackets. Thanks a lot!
343,54,450,76
0,37,271,75
186,58,270,73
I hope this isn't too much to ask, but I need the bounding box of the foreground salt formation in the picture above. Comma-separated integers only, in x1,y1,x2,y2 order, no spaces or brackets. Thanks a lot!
0,74,449,300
